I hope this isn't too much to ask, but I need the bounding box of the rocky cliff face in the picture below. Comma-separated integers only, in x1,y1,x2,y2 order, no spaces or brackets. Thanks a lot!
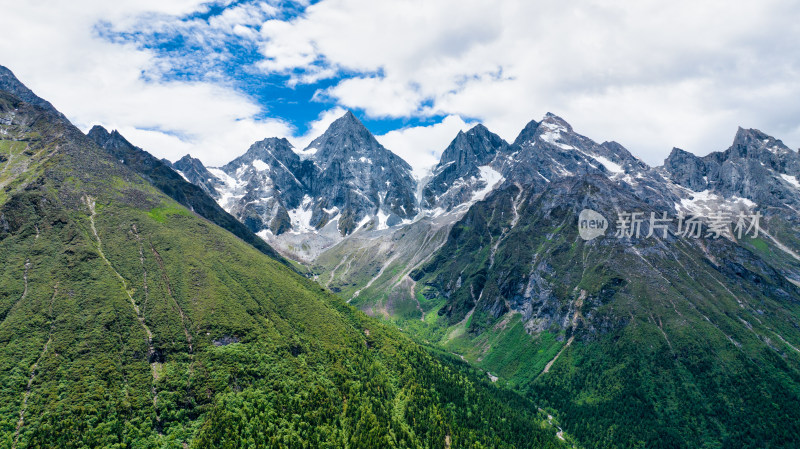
172,154,220,198
662,127,800,211
173,112,418,242
217,137,310,235
303,111,418,234
500,113,650,187
0,65,64,119
421,124,509,211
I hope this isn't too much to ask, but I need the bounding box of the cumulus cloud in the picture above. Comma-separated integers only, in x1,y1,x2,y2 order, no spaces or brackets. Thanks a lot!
2,0,799,171
0,0,290,166
376,115,474,178
256,0,800,164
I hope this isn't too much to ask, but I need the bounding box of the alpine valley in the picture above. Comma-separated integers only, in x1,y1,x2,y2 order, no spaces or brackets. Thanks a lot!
170,86,800,449
3,59,800,449
0,66,572,448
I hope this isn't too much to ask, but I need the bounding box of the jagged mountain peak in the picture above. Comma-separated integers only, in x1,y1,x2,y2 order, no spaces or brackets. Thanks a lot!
87,124,110,137
223,136,297,172
729,126,794,158
665,146,696,162
340,109,359,123
512,119,541,146
173,154,211,176
541,112,573,130
313,110,372,141
422,123,508,211
305,114,367,159
510,113,576,148
87,124,136,151
176,153,201,165
302,110,405,168
464,122,490,135
171,154,223,200
438,123,507,167
300,109,417,233
535,113,576,143
661,126,800,211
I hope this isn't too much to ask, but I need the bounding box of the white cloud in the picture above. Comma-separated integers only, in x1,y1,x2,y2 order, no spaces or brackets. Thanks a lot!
317,77,425,118
376,115,473,178
0,0,291,167
2,0,799,172
255,0,800,164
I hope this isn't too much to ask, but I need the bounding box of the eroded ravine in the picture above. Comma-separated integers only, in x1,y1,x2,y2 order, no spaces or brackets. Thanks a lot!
84,196,161,427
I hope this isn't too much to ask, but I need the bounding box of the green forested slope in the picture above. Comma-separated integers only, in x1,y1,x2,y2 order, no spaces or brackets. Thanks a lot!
410,179,800,449
0,89,568,447
86,126,295,271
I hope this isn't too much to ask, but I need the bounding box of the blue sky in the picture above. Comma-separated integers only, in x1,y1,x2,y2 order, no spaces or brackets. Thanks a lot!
1,0,799,172
96,0,452,136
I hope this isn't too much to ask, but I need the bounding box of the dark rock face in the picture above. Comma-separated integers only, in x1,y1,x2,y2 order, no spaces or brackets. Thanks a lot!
173,154,220,198
220,137,309,234
663,147,708,191
303,111,417,234
422,124,509,210
420,113,672,214
500,113,648,187
187,111,419,237
417,119,800,337
662,127,800,211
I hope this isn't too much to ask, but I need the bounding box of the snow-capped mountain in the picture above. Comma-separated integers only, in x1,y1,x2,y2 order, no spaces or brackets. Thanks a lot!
170,109,800,264
170,111,421,260
499,113,650,188
662,127,800,213
302,111,418,234
421,124,509,212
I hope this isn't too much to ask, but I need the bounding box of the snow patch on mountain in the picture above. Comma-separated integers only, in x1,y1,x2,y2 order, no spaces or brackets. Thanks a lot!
252,159,270,172
175,170,191,182
288,195,314,233
538,122,571,149
676,189,757,217
780,173,800,189
376,209,390,230
300,146,318,159
472,166,504,202
593,154,624,174
207,167,245,212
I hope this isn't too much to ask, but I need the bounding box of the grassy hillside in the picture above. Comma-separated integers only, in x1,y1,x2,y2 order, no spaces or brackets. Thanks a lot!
87,126,296,271
0,91,570,447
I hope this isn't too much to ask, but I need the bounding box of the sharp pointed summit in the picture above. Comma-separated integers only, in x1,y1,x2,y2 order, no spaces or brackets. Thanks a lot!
512,119,541,146
173,110,418,260
662,126,800,209
301,110,418,235
173,154,220,197
422,123,509,210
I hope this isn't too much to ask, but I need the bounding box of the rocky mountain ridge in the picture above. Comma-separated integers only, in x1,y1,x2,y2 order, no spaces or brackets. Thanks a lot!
172,103,800,268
